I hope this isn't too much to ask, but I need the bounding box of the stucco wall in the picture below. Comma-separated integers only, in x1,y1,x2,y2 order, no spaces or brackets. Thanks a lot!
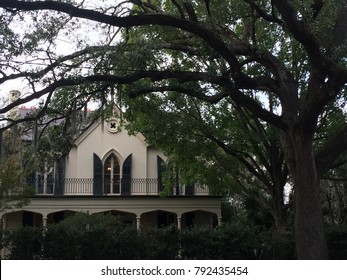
65,120,164,179
147,146,167,179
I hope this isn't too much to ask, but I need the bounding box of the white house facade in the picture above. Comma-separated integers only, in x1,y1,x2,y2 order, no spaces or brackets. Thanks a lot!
0,105,222,257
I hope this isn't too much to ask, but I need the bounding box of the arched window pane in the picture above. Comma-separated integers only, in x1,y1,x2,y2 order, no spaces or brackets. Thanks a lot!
104,154,120,194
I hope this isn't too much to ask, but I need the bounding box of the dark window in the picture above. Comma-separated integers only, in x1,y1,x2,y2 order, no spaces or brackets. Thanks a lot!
93,153,103,196
104,154,120,194
157,212,175,228
53,212,64,223
185,212,195,228
54,157,65,196
121,154,132,195
158,212,168,228
22,212,34,226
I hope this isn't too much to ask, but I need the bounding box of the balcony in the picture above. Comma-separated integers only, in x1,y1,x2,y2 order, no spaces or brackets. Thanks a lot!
33,178,212,196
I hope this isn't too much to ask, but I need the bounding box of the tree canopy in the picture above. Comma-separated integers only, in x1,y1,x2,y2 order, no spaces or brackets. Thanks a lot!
0,126,35,211
0,0,347,259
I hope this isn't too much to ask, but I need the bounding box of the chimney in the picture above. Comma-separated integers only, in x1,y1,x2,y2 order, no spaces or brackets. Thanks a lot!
8,90,21,120
9,90,21,104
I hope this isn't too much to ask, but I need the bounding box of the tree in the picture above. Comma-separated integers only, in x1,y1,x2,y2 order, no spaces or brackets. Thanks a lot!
0,154,34,211
124,93,291,230
0,126,34,211
0,0,346,259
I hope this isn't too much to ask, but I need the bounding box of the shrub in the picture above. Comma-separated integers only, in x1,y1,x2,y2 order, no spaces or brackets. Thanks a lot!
257,229,296,260
43,212,140,259
42,222,81,259
326,225,347,260
180,227,223,259
139,225,179,259
219,222,261,259
3,226,43,260
4,212,347,260
180,221,261,260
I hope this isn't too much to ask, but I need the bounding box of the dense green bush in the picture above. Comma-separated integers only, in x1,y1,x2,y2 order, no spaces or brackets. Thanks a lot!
43,221,85,259
219,222,261,259
139,226,179,259
2,213,346,260
180,227,223,259
180,222,261,259
42,212,140,259
257,229,296,260
3,226,43,259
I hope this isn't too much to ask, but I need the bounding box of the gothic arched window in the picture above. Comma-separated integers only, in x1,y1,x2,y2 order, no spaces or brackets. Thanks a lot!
104,154,120,194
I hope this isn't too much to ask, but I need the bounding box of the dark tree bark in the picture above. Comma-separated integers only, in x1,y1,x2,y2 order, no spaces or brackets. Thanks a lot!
292,130,328,259
271,180,288,229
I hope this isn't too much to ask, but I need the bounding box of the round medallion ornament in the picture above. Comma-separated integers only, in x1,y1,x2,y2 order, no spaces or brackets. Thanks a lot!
106,118,120,133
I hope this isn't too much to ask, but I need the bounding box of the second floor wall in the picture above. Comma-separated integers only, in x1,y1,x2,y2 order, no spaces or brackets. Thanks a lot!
26,117,215,197
65,119,166,180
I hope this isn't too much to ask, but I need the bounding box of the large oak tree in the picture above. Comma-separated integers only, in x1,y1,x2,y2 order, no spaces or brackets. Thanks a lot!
0,0,347,259
124,92,291,230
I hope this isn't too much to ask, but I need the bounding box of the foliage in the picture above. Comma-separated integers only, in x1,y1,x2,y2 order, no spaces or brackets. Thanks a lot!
0,154,35,210
42,212,139,260
180,227,224,259
0,136,35,210
2,212,347,260
257,229,296,260
125,94,290,228
325,225,347,260
42,221,81,259
321,176,347,226
2,226,43,260
138,225,180,259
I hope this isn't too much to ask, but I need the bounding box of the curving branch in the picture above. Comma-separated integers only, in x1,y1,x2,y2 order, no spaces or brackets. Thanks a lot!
0,0,242,77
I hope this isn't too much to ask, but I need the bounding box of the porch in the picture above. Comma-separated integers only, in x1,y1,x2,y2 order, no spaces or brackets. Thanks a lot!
1,195,222,232
0,195,222,259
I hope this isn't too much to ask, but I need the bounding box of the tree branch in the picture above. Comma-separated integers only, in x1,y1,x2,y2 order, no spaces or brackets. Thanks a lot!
0,69,225,114
0,0,243,79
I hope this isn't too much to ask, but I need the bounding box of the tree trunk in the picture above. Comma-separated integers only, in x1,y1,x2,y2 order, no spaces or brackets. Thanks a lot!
272,182,287,229
293,132,328,259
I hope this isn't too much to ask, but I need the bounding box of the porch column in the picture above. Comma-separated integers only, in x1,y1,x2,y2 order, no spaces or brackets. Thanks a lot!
42,217,48,229
136,216,141,231
217,216,223,226
177,216,182,230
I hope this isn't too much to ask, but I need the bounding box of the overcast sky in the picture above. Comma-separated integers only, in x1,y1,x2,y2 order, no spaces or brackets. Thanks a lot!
0,0,118,108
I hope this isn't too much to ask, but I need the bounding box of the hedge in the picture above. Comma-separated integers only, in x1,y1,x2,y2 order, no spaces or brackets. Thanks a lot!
1,213,346,259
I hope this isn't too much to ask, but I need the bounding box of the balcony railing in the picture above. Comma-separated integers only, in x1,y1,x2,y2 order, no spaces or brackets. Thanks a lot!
32,178,211,196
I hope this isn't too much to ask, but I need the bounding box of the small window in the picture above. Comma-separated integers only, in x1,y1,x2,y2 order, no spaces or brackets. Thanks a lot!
23,211,34,226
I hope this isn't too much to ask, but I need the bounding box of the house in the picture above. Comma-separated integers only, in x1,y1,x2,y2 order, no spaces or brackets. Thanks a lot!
0,91,222,257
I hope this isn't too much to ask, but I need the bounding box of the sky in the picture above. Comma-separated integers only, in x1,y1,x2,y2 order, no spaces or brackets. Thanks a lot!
0,37,76,108
0,0,116,109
